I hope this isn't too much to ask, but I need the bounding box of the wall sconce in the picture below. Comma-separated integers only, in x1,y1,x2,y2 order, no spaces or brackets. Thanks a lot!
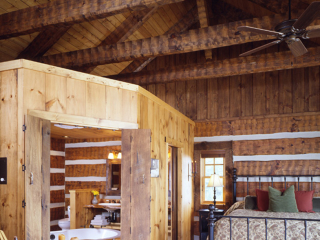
108,151,122,159
188,160,197,181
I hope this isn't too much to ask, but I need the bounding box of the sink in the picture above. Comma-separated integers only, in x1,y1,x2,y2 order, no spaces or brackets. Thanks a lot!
98,203,121,208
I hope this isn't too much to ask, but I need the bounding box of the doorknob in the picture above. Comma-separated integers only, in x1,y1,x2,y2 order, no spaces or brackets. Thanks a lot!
30,172,33,185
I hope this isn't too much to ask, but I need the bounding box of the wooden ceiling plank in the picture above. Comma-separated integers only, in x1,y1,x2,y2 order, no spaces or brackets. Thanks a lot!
41,12,294,68
113,46,320,84
196,0,212,59
17,26,70,60
0,0,184,40
118,5,198,74
80,7,158,73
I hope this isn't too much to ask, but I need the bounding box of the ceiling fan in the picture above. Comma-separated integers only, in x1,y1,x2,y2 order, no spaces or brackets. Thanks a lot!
237,0,320,57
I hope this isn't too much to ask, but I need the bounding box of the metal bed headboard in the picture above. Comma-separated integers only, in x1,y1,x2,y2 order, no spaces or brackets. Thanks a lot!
232,168,318,203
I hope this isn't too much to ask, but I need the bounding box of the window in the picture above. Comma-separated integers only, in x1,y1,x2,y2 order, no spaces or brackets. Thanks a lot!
201,154,225,204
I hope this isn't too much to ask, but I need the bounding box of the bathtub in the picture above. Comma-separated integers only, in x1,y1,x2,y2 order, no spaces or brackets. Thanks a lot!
50,228,121,240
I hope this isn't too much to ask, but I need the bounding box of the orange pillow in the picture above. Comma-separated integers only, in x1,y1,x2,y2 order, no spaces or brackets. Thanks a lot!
256,189,269,211
295,190,314,212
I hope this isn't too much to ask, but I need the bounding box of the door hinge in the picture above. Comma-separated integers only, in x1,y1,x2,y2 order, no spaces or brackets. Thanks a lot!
22,164,26,171
22,124,27,132
165,136,166,142
150,227,151,233
130,195,131,203
130,227,131,234
130,167,131,174
22,200,26,208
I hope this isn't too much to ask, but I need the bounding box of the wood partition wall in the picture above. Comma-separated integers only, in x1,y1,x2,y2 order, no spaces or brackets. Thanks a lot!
0,59,194,240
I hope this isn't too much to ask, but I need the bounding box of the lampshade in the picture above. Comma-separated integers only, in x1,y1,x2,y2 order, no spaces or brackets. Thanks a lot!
117,152,122,159
108,152,114,159
207,174,224,187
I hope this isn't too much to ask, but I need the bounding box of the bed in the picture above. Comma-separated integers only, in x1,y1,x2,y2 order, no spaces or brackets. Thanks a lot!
207,168,320,240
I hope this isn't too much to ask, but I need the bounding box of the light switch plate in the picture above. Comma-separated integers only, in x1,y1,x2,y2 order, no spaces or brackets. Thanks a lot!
151,158,159,178
0,157,7,184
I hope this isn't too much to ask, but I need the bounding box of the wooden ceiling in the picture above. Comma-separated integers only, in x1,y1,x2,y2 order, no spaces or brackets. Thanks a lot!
50,123,121,140
0,0,319,83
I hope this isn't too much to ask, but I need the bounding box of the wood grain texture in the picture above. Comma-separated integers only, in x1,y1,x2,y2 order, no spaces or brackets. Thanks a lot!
65,146,121,160
233,138,320,156
195,114,320,137
0,0,184,39
50,207,65,221
65,182,106,194
40,13,291,68
234,160,320,176
51,138,66,151
50,190,65,203
65,164,106,177
50,173,65,186
115,47,320,84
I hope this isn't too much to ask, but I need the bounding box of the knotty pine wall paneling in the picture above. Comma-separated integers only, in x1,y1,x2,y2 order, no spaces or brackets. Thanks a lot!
143,48,320,122
50,138,66,231
138,89,195,240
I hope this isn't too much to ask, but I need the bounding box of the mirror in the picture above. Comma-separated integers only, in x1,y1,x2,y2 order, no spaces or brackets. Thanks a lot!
106,159,121,195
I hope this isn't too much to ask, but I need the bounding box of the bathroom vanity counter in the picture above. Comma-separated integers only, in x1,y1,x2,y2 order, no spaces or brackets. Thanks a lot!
84,203,121,211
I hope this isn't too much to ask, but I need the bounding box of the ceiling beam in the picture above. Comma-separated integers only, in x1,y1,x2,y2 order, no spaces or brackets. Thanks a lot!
40,12,296,68
112,46,320,84
78,7,158,73
119,5,198,74
196,0,212,60
0,0,183,40
223,0,274,17
17,26,70,59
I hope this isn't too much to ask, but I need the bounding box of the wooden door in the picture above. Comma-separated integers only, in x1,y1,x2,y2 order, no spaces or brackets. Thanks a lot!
171,147,178,240
121,129,151,240
25,115,51,240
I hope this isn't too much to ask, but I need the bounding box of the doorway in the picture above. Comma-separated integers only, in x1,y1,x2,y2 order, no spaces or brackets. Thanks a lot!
168,146,178,240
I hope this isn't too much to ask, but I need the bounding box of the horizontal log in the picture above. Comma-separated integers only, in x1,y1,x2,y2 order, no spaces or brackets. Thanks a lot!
195,113,320,137
65,146,121,160
114,46,320,84
0,0,183,39
65,164,107,177
50,173,65,186
51,156,65,168
234,160,320,176
236,182,320,197
50,190,65,203
65,181,106,194
50,207,65,221
51,138,65,151
233,137,320,156
40,13,291,68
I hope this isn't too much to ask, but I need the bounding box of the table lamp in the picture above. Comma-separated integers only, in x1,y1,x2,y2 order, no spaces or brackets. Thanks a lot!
207,173,224,209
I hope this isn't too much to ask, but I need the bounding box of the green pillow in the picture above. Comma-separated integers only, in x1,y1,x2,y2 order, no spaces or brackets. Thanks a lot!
268,185,298,212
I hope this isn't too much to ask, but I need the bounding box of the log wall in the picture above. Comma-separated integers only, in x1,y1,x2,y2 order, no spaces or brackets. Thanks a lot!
143,49,320,122
50,138,66,231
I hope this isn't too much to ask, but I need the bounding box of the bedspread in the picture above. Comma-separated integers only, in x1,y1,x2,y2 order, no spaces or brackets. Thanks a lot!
214,209,320,240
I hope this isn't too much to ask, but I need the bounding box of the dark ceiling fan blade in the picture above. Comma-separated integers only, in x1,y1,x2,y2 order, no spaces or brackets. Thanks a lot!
293,1,320,30
239,40,281,57
237,26,284,38
304,28,320,39
286,38,308,57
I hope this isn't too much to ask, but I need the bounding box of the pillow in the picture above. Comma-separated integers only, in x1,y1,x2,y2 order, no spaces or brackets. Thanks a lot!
256,189,269,211
313,198,320,212
245,196,257,210
295,190,314,212
268,185,298,212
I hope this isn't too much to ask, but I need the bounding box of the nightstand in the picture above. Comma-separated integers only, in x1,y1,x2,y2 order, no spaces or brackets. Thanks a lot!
198,208,224,240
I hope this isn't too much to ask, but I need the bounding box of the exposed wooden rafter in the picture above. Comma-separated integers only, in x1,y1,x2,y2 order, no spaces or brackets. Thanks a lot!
78,7,158,73
223,0,274,17
119,5,199,75
113,46,320,84
196,0,212,60
0,0,184,40
17,26,70,59
40,13,297,68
